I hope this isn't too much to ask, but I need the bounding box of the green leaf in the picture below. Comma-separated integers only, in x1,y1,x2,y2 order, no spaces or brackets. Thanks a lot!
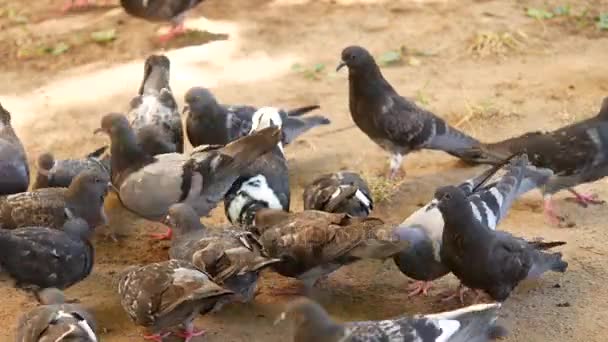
526,8,554,20
598,13,608,30
553,5,570,16
378,50,402,66
46,42,70,56
91,29,117,43
313,63,325,73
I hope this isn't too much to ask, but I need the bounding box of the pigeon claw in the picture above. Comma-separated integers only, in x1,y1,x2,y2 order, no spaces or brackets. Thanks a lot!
407,281,433,297
441,284,470,304
143,332,171,342
149,227,173,241
566,189,605,208
176,325,206,342
158,23,187,43
543,198,566,226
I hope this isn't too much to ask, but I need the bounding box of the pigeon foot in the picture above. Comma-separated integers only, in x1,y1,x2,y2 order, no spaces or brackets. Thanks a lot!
158,23,187,43
143,332,170,342
441,284,470,304
150,227,173,241
566,189,605,208
407,281,433,297
543,197,565,226
176,324,205,342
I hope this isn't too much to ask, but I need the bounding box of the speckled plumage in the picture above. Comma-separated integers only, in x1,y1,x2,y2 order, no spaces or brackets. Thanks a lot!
117,259,233,336
127,55,183,155
97,113,281,220
303,171,373,217
0,218,93,291
184,87,329,148
250,209,409,287
167,204,280,303
0,102,29,195
32,146,110,190
0,169,110,230
279,298,506,342
16,288,97,342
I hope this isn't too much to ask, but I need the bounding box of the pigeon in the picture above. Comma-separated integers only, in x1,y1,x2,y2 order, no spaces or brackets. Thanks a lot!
95,113,280,221
276,297,506,342
224,107,290,226
480,97,608,224
32,146,110,190
437,185,568,302
127,54,183,156
0,102,29,195
184,86,330,147
166,203,280,305
0,218,93,292
250,209,409,291
393,154,553,297
120,0,206,42
303,171,373,217
16,288,97,342
337,46,500,179
117,259,233,341
0,169,110,230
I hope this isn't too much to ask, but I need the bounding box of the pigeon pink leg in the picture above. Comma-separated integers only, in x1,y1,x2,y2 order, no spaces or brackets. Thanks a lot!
176,322,205,342
158,23,187,43
149,227,173,240
567,188,605,207
543,195,564,226
387,153,404,180
143,332,170,342
407,280,433,297
441,284,470,304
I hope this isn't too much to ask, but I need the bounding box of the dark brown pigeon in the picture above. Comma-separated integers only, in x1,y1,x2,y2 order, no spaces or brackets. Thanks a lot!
95,113,281,221
184,87,329,147
167,203,280,306
0,218,93,292
0,102,29,195
117,259,233,341
303,171,373,217
127,55,183,155
337,46,500,179
276,297,506,342
0,169,110,230
437,185,568,302
250,209,409,292
480,97,608,225
16,288,97,342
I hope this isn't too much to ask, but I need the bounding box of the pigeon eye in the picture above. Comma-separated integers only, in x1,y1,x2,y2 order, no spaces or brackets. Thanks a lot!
443,193,452,200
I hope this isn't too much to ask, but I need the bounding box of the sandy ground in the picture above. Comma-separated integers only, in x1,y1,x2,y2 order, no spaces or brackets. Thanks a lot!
1,0,608,341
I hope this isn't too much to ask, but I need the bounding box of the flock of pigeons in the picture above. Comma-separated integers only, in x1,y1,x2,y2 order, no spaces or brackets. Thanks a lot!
0,42,607,342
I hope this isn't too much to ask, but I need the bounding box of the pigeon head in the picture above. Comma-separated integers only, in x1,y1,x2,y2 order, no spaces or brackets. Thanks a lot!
37,152,56,175
251,107,284,152
436,186,469,214
96,113,130,136
66,169,111,228
165,203,205,237
184,87,220,116
62,218,93,241
140,54,171,95
337,45,376,72
37,288,66,305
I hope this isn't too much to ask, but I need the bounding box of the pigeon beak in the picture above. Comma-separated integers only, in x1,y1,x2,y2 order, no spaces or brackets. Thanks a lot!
336,61,346,72
273,312,287,325
182,105,189,115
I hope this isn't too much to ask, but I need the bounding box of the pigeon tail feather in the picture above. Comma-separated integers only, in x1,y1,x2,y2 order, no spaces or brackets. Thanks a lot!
527,251,568,279
286,105,321,117
425,303,507,342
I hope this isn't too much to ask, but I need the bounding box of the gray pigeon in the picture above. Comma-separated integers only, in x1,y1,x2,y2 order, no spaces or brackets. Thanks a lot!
480,97,608,224
95,113,280,221
0,102,29,195
16,288,97,342
117,259,233,341
337,46,501,179
250,209,409,291
167,203,280,305
32,146,110,190
276,297,506,342
224,107,290,226
437,185,568,302
303,171,373,217
393,154,553,297
0,218,93,292
0,169,110,230
120,0,206,41
184,87,330,147
127,54,183,155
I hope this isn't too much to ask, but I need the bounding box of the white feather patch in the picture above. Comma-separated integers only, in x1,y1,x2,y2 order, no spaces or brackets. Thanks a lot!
435,320,461,342
489,188,504,208
470,203,482,222
481,201,497,230
172,267,207,283
227,175,283,222
76,318,98,342
354,189,372,208
250,107,284,152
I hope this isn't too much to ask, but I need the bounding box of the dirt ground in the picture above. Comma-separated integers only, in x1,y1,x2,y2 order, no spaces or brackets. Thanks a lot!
1,0,608,340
